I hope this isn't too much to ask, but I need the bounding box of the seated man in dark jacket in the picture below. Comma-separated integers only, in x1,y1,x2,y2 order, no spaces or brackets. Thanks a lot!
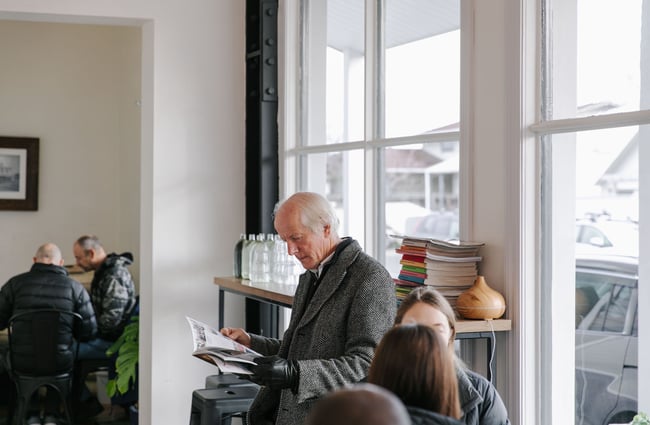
0,242,97,425
72,235,137,420
73,235,137,359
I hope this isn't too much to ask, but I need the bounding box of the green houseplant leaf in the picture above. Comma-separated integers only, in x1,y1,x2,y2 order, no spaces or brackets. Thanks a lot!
106,315,139,397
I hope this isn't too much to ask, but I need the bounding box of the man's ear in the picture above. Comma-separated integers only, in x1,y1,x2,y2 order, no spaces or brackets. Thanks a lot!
32,257,38,264
323,224,331,236
58,258,65,266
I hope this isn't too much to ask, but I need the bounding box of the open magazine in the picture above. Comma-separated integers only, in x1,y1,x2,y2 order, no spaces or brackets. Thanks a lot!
186,316,262,375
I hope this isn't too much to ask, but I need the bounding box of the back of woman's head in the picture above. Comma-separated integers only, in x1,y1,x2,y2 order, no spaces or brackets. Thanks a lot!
368,324,461,419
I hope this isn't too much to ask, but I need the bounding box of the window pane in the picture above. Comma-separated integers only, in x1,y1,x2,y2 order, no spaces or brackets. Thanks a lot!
542,1,648,420
546,0,645,119
384,0,460,138
302,150,365,244
541,125,642,425
302,0,365,146
383,141,459,277
298,0,463,277
575,265,638,423
576,271,635,332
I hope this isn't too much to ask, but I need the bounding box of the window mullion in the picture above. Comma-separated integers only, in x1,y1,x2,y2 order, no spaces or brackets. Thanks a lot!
364,0,383,256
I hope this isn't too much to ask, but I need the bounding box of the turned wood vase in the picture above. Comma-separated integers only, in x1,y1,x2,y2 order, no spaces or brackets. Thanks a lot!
456,275,506,320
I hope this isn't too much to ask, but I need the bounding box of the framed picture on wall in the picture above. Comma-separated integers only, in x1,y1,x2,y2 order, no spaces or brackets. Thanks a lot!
0,136,39,211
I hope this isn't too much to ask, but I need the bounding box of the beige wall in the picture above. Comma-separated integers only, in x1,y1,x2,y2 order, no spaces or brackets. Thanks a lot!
0,21,141,284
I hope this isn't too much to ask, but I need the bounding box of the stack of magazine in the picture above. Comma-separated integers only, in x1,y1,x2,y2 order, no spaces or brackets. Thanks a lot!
392,235,484,308
186,316,261,375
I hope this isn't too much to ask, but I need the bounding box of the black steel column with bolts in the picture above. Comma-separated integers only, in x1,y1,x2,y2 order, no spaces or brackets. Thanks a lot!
245,0,280,338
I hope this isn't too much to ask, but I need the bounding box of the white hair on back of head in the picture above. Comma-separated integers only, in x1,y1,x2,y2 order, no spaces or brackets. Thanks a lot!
275,192,340,236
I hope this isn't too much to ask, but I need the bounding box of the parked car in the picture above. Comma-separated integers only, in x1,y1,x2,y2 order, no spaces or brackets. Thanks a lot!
384,201,433,249
404,211,459,241
575,218,638,257
575,254,638,425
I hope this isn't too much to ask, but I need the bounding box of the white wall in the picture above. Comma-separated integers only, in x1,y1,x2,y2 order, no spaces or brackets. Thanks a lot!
0,21,142,281
0,2,247,424
463,0,521,421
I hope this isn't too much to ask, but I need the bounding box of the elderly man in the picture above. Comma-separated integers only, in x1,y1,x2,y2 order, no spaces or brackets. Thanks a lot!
0,243,96,425
222,192,396,425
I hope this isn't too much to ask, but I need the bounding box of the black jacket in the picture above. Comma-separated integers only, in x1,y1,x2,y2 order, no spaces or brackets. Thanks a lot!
0,263,97,372
408,406,465,425
457,367,510,425
90,252,136,341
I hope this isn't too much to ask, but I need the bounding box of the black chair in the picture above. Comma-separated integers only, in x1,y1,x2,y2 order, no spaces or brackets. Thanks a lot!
189,385,259,425
7,309,82,425
204,373,258,389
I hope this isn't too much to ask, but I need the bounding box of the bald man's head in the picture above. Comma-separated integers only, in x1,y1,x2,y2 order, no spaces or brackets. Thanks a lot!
305,383,410,425
34,243,64,266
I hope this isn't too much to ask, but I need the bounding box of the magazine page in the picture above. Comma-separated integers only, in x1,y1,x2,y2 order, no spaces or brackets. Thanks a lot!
192,350,255,375
186,316,262,370
390,234,484,250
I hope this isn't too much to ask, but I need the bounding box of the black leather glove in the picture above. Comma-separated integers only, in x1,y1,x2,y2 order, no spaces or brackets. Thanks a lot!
249,355,299,391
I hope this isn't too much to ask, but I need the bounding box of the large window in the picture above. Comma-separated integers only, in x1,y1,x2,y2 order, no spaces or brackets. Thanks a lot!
536,0,649,423
280,0,650,422
284,0,461,277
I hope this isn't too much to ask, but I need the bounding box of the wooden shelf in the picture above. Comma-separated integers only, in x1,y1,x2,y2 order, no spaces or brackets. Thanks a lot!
214,276,294,307
214,276,511,334
456,318,511,333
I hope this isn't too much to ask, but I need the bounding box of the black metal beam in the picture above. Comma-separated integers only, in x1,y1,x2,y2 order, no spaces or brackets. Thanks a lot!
245,0,280,337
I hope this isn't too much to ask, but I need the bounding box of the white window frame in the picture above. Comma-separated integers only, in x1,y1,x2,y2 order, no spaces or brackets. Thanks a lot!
280,0,525,421
525,0,650,423
279,0,463,259
279,0,650,423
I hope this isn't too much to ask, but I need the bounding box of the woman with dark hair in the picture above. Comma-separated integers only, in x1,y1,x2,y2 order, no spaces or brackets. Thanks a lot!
368,324,464,425
394,286,510,425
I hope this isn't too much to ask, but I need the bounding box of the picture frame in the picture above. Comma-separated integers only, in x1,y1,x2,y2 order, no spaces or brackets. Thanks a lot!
0,136,39,211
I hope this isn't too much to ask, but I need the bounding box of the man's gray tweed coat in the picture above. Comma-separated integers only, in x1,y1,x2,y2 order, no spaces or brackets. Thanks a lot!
247,239,396,425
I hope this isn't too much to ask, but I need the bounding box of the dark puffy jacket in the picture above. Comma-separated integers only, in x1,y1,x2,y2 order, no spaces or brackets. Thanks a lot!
457,367,511,425
0,263,97,373
90,252,136,341
408,406,465,425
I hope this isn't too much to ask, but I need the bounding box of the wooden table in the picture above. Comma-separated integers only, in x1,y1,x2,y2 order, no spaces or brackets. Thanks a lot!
65,265,94,291
214,276,512,382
